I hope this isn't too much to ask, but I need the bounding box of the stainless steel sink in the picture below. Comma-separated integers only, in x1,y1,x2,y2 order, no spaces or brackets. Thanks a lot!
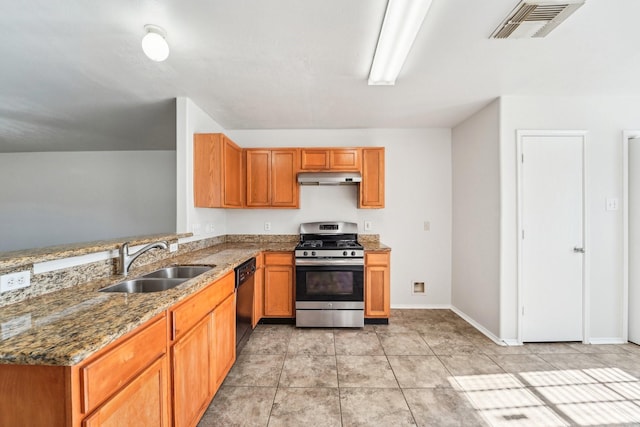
99,278,187,293
99,265,214,293
142,265,213,279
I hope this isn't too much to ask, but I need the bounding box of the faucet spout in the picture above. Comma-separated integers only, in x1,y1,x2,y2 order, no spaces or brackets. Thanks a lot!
118,241,169,276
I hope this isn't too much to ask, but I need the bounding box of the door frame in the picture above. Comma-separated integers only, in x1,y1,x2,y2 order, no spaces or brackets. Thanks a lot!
622,130,640,343
516,130,589,344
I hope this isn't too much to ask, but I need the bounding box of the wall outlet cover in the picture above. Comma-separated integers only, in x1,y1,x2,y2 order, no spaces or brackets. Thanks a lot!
1,271,31,293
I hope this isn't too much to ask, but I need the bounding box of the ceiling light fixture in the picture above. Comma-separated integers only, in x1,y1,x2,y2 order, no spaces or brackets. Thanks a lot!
368,0,433,85
141,24,170,62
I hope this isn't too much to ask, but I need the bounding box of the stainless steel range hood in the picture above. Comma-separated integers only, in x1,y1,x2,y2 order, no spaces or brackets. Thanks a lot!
297,172,362,185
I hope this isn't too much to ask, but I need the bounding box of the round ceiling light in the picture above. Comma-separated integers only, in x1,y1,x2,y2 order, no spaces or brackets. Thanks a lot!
141,24,169,62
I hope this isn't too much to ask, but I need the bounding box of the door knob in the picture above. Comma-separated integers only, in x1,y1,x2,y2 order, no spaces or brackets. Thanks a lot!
573,247,585,253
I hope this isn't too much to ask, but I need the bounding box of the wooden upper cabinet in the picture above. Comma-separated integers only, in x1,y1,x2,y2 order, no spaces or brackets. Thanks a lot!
194,133,244,208
359,147,385,208
271,149,299,207
300,148,361,171
245,150,271,207
245,148,299,208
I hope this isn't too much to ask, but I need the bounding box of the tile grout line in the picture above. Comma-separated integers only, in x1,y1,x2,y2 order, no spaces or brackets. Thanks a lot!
376,327,420,426
333,328,346,427
264,327,292,427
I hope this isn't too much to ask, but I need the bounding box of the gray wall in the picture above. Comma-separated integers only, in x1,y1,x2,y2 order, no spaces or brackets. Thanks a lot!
451,99,501,337
0,151,176,252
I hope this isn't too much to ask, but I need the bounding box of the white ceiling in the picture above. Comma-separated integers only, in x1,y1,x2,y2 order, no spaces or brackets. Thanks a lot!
2,0,640,152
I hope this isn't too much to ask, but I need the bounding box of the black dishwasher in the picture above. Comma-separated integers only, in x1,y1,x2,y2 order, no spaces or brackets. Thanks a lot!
234,257,256,352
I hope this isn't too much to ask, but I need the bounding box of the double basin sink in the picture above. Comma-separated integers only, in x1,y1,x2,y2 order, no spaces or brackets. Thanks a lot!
99,265,214,293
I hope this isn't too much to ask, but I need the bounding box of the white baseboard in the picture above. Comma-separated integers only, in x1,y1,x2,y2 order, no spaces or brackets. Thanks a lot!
391,304,452,309
587,337,627,345
450,305,511,346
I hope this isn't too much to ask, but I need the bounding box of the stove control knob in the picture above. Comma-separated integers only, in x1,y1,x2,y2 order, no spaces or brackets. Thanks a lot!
303,251,308,256
311,251,316,256
351,251,356,256
343,251,348,256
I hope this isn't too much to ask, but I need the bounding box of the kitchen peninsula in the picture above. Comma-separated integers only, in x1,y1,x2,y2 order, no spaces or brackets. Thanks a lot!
0,233,389,427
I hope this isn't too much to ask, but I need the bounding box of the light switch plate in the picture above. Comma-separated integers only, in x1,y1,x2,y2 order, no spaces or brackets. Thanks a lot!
364,221,373,231
606,198,619,211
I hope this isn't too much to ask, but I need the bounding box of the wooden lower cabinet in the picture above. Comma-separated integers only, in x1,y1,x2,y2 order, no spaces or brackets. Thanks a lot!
0,271,240,427
83,356,170,427
214,293,236,389
365,251,391,318
172,314,214,427
170,271,236,427
253,253,264,327
263,252,294,318
0,313,170,427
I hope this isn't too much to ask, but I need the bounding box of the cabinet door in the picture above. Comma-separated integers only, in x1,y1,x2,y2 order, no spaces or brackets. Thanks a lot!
253,254,264,327
83,356,170,427
365,252,390,318
330,148,361,170
263,253,294,317
214,293,236,391
271,149,299,207
359,148,385,208
172,315,213,427
300,148,330,170
193,133,244,208
222,136,244,208
246,150,271,207
80,314,167,415
193,134,221,208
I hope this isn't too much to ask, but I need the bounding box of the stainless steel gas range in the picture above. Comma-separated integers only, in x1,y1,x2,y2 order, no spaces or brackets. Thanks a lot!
295,221,364,328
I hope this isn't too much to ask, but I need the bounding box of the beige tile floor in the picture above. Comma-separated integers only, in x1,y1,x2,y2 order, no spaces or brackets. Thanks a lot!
198,310,640,427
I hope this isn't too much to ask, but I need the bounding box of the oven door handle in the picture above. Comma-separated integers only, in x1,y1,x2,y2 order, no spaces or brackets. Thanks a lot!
295,258,364,266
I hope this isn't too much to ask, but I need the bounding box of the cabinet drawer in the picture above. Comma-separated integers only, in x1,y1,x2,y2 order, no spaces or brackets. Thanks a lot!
80,314,167,414
264,252,293,265
365,252,389,266
171,271,234,341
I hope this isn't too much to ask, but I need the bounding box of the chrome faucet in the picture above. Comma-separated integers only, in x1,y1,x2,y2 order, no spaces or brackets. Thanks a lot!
118,241,169,276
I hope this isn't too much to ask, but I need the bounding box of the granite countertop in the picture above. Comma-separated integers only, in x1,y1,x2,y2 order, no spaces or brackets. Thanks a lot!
0,242,294,366
0,239,390,367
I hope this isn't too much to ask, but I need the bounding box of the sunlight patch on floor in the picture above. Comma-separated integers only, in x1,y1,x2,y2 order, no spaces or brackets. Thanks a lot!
452,367,640,426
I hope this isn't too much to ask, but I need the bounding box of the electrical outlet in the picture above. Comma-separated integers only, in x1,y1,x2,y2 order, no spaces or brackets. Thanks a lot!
264,222,272,231
1,271,31,293
364,221,373,231
205,223,215,233
423,221,430,231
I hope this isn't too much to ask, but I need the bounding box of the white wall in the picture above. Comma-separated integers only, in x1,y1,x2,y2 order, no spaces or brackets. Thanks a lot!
176,97,228,237
500,95,640,342
451,99,501,337
0,151,176,252
227,129,452,308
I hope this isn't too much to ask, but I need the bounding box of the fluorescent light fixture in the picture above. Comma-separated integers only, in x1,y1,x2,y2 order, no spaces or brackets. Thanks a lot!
142,24,170,62
368,0,433,85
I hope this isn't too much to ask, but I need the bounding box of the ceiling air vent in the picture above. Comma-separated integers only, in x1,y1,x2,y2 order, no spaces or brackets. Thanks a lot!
490,0,585,39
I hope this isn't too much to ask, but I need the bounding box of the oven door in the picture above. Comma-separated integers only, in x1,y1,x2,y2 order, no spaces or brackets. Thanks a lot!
295,259,364,302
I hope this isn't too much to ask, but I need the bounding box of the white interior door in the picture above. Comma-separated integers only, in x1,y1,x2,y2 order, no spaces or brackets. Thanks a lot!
629,137,640,344
521,134,584,342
